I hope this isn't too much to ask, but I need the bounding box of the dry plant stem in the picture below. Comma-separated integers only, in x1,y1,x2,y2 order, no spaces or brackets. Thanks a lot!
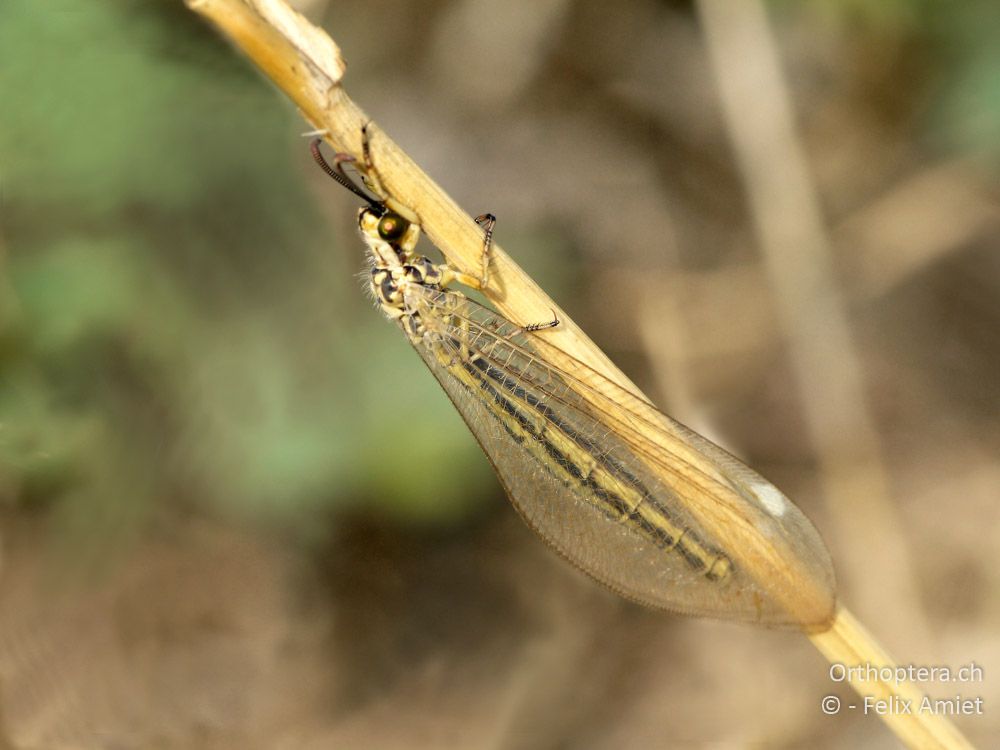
185,2,974,748
813,609,974,750
697,1,973,748
697,0,931,650
188,0,829,629
184,0,630,390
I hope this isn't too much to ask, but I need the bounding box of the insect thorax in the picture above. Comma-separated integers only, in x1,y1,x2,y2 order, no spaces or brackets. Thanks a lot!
358,206,446,337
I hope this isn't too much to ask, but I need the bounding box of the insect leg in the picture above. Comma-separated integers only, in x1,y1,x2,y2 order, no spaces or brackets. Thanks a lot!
360,122,386,198
474,213,496,288
521,310,560,333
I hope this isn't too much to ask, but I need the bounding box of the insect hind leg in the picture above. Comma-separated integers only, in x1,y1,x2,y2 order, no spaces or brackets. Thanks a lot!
521,310,560,333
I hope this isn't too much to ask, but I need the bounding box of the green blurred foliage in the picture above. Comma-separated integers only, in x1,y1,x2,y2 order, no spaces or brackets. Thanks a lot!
0,1,491,557
4,0,999,559
774,0,1000,158
928,4,1000,157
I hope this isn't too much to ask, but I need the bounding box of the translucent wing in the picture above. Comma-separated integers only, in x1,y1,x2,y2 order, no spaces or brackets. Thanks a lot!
405,285,835,628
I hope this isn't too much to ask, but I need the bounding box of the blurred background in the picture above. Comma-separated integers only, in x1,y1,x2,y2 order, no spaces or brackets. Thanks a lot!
1,0,997,747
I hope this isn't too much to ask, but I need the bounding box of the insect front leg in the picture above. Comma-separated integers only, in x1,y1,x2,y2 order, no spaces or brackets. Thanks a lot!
359,123,422,226
359,122,383,197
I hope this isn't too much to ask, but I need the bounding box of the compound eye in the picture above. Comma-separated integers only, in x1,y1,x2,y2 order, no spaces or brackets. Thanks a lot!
378,212,409,242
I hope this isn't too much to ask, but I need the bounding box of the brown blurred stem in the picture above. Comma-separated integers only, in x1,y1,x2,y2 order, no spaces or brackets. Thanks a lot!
185,2,974,748
697,0,931,646
696,0,973,748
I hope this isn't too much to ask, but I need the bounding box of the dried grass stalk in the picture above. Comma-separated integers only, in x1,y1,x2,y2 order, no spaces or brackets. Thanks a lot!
185,2,975,747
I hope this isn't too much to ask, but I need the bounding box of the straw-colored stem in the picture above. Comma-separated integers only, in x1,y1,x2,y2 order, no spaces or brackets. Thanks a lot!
184,0,633,392
812,608,973,750
696,0,931,650
184,2,975,747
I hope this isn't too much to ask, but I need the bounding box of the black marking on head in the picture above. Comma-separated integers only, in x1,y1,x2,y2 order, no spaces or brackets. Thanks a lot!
359,206,387,231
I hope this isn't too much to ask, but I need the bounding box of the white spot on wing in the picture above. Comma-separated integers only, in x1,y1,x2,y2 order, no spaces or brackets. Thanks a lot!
753,482,789,517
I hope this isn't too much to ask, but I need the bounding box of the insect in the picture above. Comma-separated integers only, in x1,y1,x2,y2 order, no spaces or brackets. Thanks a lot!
310,127,836,629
